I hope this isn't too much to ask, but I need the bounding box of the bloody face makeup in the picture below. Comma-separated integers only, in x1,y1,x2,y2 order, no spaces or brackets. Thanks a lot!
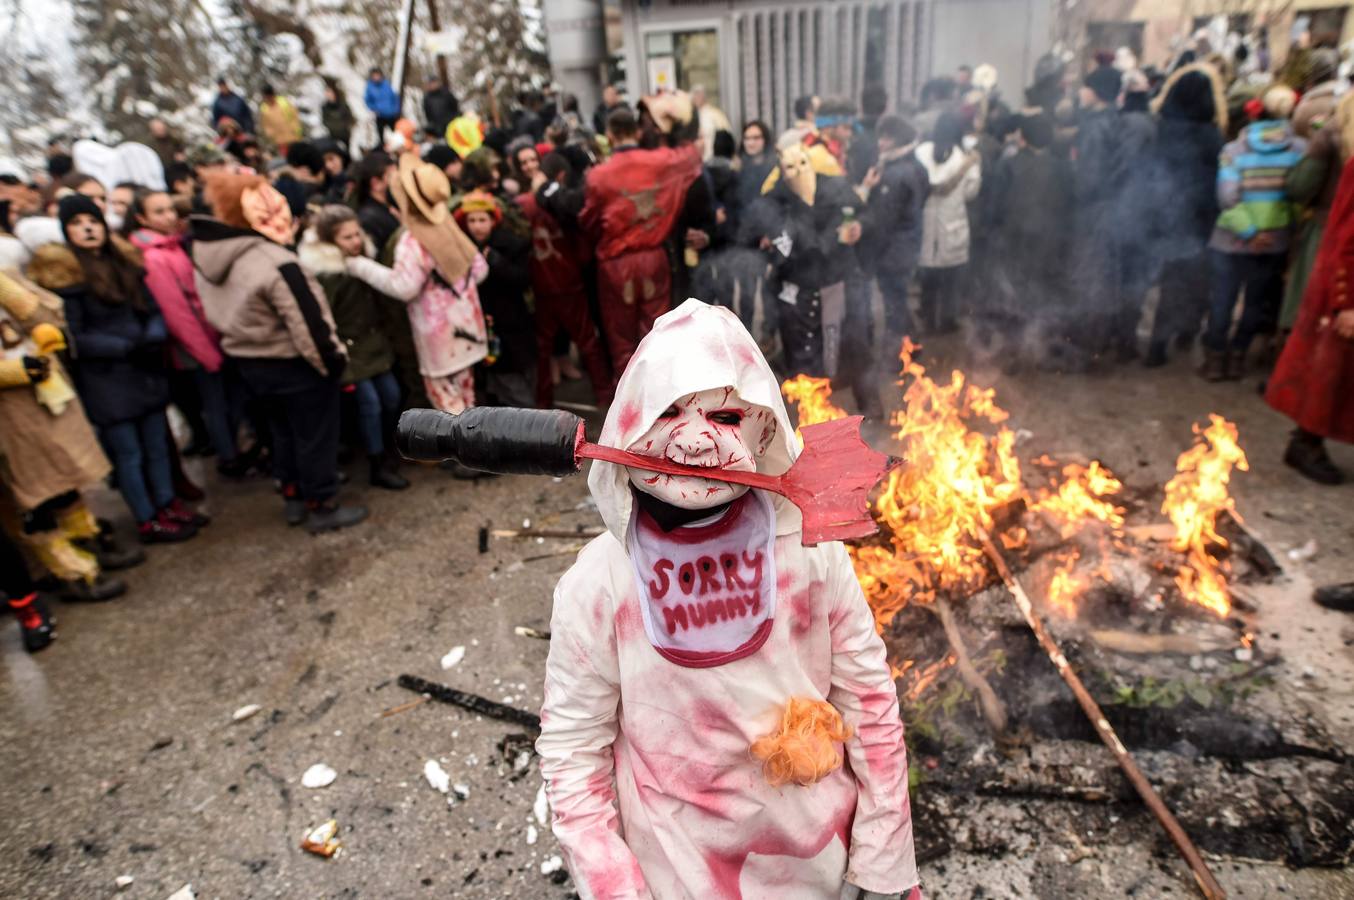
626,387,778,510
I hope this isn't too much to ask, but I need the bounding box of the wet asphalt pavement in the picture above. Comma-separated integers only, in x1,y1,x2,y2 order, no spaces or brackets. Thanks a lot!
1,346,1351,899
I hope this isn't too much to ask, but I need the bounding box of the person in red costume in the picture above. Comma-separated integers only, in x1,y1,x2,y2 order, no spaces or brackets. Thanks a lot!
1265,155,1354,485
518,152,613,407
579,96,703,376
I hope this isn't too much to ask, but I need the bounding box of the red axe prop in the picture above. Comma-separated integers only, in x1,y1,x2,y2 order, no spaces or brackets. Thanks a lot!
397,408,899,545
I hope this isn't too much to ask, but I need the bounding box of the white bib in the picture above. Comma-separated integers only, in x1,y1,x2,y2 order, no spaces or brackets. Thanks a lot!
626,491,778,668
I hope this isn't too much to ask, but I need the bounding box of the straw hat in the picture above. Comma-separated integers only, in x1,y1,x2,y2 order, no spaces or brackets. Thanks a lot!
390,153,478,284
395,152,451,224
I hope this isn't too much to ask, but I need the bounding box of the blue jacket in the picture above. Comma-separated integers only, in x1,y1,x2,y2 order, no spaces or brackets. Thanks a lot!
211,91,255,135
364,78,401,119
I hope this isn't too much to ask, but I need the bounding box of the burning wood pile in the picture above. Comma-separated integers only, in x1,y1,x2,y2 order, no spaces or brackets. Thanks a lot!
782,342,1352,893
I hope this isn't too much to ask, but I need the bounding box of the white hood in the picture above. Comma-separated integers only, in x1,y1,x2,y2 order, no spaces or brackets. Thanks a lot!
588,299,802,544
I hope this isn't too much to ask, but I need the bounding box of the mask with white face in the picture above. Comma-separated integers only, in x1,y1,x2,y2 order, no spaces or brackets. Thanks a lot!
104,210,124,233
626,387,779,510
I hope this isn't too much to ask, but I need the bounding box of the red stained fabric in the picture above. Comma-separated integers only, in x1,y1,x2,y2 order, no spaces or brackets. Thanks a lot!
1266,157,1354,444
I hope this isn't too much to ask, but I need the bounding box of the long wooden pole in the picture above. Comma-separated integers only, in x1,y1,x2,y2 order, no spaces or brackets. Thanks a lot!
977,530,1227,900
425,0,451,89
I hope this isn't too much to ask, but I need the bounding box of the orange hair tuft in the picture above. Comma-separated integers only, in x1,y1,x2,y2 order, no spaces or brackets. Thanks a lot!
203,171,269,230
750,697,852,787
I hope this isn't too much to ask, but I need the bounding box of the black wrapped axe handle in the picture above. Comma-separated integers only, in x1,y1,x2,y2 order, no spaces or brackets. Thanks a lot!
396,407,584,476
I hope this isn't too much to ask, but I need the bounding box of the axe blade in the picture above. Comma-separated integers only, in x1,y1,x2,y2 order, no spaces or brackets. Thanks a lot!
782,417,898,545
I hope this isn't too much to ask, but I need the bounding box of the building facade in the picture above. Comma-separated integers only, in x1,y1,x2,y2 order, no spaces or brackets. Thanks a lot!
613,0,1050,133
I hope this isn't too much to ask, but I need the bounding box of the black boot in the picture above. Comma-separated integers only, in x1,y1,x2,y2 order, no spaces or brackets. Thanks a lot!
59,574,127,602
1283,430,1344,485
368,454,410,491
1142,341,1168,368
306,500,368,534
8,593,55,651
1314,582,1354,612
74,520,146,571
1200,350,1229,382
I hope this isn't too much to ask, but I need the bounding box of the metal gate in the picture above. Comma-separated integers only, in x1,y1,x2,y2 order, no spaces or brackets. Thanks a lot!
733,0,933,134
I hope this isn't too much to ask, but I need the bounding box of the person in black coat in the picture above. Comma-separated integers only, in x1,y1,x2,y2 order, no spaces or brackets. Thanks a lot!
422,77,460,139
352,152,400,254
41,196,199,542
455,191,536,408
1069,65,1125,359
860,114,930,359
1109,77,1159,361
1143,66,1225,366
987,114,1074,335
760,144,863,377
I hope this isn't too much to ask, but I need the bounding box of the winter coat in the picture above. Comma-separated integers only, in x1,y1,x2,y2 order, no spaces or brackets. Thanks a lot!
1265,155,1354,444
129,229,224,372
345,229,489,379
989,146,1074,297
763,173,860,291
860,146,930,278
364,79,401,120
28,242,170,427
211,91,255,135
705,158,740,247
915,142,982,269
358,200,401,257
259,96,303,149
0,268,110,511
735,151,776,214
1074,107,1121,207
422,87,460,138
536,299,918,900
475,228,535,374
517,188,590,299
1152,119,1224,260
189,216,347,379
1209,121,1308,255
297,234,395,385
321,99,354,146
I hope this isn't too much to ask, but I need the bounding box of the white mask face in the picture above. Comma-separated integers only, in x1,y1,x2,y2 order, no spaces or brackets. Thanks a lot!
626,387,778,510
104,209,125,233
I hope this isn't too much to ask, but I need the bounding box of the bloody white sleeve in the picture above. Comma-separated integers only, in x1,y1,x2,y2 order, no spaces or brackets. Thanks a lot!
824,544,920,894
536,577,652,900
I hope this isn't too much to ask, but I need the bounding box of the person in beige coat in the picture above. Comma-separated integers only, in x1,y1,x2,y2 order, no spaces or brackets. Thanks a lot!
915,112,981,333
0,268,126,605
190,171,366,533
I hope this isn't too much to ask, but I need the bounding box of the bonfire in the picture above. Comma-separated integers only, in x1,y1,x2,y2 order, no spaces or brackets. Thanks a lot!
782,341,1255,898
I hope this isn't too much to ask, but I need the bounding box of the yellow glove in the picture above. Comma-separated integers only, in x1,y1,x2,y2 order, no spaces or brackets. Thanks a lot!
30,323,67,354
0,358,31,388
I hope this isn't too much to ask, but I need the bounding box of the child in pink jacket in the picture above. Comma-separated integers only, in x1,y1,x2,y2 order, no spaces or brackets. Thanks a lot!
128,188,244,474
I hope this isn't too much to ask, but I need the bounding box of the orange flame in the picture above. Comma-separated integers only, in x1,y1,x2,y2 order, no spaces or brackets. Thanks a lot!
780,351,1249,632
786,341,1025,631
781,375,847,439
1031,461,1125,539
1162,415,1248,617
1046,550,1085,618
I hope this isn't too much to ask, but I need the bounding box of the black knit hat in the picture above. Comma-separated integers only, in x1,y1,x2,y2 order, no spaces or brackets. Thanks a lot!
57,193,106,236
424,143,461,171
1084,66,1122,104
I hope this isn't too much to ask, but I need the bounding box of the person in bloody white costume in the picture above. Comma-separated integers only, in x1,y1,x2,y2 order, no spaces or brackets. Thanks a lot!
536,299,920,900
